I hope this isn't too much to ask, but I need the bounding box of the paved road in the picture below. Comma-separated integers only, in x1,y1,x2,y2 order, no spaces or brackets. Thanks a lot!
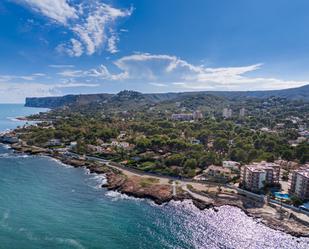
81,153,230,204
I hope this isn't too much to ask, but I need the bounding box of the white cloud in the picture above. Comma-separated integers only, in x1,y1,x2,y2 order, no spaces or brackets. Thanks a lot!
107,33,119,54
0,73,46,82
49,64,75,68
21,0,77,24
0,82,57,103
58,65,128,80
71,3,132,55
57,70,84,77
0,81,98,103
64,38,83,57
149,82,168,87
32,73,46,77
57,52,308,91
18,1,133,56
54,82,99,88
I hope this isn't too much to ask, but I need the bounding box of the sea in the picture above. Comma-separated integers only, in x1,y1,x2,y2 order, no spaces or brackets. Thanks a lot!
0,104,308,249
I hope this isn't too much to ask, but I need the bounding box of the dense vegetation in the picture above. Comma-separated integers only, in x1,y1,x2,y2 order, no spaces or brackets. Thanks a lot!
19,91,309,178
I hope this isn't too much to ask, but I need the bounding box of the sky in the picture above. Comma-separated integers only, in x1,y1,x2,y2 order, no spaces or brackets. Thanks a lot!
1,0,309,103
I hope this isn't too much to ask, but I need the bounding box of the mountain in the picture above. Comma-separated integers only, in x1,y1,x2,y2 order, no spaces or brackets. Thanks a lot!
25,84,309,108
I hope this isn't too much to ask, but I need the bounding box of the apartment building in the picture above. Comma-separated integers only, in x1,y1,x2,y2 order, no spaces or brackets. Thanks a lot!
171,111,203,121
288,166,309,200
223,108,232,119
241,161,280,192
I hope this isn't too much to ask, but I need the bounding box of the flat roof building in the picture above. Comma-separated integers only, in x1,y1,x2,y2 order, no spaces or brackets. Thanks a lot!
241,161,280,192
288,165,309,200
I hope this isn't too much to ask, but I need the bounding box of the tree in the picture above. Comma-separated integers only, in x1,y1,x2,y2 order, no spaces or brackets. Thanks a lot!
296,143,309,163
230,148,248,163
199,152,218,168
213,138,229,153
184,158,197,169
197,130,210,145
291,196,303,207
135,137,151,151
165,154,184,166
281,149,293,161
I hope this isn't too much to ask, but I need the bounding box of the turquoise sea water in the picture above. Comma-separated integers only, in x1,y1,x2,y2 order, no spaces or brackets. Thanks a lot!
0,104,308,249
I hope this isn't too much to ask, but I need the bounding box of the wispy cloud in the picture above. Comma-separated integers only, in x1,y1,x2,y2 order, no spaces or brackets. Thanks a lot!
149,82,168,87
48,64,75,68
0,82,57,103
0,81,98,103
57,52,308,91
17,1,133,56
0,73,46,82
21,0,77,24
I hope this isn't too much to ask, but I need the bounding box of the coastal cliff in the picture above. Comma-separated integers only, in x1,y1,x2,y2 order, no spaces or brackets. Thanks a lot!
4,139,309,237
25,93,112,108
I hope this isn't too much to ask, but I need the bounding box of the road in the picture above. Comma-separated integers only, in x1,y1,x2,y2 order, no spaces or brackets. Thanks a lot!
66,152,230,202
66,152,309,219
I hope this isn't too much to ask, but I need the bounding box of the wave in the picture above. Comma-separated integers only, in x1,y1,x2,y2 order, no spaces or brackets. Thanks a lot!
0,153,30,159
0,153,10,158
1,210,10,224
18,228,86,249
105,190,142,202
83,167,91,175
0,144,10,149
45,238,86,249
7,117,22,122
45,156,74,168
1,210,85,248
84,172,107,190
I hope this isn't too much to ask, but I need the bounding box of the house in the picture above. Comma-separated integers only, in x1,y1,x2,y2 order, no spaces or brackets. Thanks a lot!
46,139,62,147
203,165,232,179
117,131,127,140
171,113,194,121
111,140,131,149
69,141,77,149
189,138,201,145
118,142,130,148
222,161,240,170
299,130,309,139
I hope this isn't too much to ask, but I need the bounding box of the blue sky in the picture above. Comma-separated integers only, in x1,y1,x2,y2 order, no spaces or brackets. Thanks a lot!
1,0,309,102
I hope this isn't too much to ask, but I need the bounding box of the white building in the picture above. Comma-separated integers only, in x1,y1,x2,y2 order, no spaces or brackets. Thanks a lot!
288,165,309,200
223,108,232,119
239,108,246,118
223,161,240,170
171,113,194,121
241,161,280,192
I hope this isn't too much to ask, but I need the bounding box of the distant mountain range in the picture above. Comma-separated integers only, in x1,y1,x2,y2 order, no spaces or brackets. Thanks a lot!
25,84,309,108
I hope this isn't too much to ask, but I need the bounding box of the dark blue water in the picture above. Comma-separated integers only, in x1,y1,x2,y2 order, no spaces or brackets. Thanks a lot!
0,105,308,249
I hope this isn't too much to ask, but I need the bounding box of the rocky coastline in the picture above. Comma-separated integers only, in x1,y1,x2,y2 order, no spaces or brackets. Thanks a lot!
1,140,309,237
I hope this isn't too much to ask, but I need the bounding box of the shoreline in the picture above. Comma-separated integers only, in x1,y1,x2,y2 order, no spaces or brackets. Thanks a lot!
1,141,309,237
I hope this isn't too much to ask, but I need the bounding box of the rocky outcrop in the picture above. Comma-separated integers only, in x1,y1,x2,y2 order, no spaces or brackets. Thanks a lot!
105,174,173,204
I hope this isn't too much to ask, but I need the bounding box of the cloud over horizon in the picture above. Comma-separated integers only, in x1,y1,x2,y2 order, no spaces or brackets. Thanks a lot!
58,52,309,91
